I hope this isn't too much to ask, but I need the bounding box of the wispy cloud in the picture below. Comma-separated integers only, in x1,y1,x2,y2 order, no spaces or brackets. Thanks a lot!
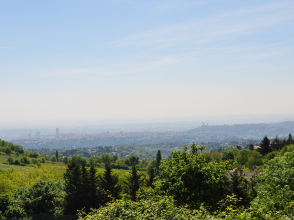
45,56,187,77
47,1,294,78
105,1,294,49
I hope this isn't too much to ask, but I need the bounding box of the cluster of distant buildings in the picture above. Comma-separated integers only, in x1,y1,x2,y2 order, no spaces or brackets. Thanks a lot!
27,127,60,138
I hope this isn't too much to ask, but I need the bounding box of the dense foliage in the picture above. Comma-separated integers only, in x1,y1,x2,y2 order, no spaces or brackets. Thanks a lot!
1,134,294,219
159,144,231,210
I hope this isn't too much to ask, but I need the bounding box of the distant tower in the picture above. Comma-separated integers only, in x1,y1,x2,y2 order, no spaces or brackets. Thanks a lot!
56,127,59,136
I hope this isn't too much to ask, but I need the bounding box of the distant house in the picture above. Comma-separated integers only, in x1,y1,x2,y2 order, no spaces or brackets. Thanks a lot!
253,146,260,150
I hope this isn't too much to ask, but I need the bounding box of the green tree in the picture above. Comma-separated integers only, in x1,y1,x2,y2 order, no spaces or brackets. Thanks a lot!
0,194,10,215
20,156,30,164
5,148,11,155
71,155,86,165
141,159,148,166
227,170,250,207
250,150,294,217
147,165,155,189
89,160,99,209
201,151,212,163
222,151,234,160
236,150,250,165
63,156,69,164
262,150,294,190
63,160,83,215
13,180,63,216
31,158,38,164
124,164,144,201
128,155,139,166
156,150,162,174
7,157,14,165
30,152,38,158
50,155,57,163
81,161,91,212
101,153,111,164
211,151,222,162
55,150,59,162
112,154,118,163
159,143,231,210
246,150,263,169
287,133,293,145
258,136,271,156
99,161,121,204
124,158,130,166
146,161,156,177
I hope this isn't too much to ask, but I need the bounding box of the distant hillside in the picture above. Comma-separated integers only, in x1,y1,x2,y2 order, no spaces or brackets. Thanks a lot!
9,121,294,152
186,121,294,140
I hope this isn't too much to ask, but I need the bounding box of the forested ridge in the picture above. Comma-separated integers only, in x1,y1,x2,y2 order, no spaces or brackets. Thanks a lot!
0,134,294,219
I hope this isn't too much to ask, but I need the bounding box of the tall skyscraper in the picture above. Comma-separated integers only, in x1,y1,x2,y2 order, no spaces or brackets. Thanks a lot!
56,127,59,136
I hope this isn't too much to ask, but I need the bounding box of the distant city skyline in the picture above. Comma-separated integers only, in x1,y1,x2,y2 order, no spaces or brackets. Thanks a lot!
1,1,294,123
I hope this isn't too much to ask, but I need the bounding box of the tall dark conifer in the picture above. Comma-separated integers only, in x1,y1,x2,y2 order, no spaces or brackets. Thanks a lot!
89,161,99,209
81,161,91,212
227,169,250,207
56,150,58,162
124,164,144,201
63,160,83,215
147,165,155,188
271,136,281,151
156,150,162,174
99,161,121,204
259,136,271,156
287,133,293,145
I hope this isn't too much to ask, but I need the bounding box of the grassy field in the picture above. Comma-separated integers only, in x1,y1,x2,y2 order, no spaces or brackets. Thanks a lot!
0,153,21,163
0,160,141,194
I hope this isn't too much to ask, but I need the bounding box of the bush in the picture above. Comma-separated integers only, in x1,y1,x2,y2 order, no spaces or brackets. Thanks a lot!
262,151,294,190
3,204,27,220
80,193,201,220
5,148,12,155
50,156,57,162
31,158,38,164
14,160,20,165
159,143,231,210
20,156,30,164
63,156,68,164
110,164,129,170
13,180,64,216
7,157,14,164
0,194,10,214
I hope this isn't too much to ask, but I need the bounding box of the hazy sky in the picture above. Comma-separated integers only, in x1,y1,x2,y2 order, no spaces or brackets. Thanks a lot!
1,0,294,124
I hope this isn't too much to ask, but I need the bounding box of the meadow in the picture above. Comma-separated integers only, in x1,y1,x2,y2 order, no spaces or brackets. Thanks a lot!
0,156,133,196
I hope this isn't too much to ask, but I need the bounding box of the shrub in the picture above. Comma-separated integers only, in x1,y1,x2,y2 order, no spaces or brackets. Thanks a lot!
20,156,30,164
13,180,64,216
110,164,129,170
159,143,231,210
5,148,12,155
31,158,38,164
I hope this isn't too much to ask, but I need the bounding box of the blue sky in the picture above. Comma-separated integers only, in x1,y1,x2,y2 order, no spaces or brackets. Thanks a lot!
1,0,294,123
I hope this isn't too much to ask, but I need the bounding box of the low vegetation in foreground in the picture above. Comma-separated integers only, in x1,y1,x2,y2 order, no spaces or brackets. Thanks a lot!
0,135,294,219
